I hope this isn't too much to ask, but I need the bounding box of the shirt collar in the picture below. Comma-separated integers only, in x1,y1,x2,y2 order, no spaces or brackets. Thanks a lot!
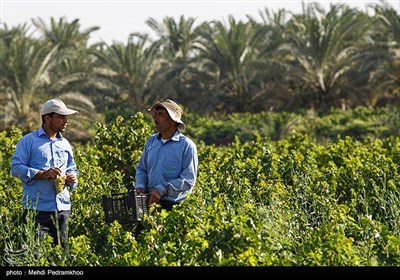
157,129,180,141
38,126,63,139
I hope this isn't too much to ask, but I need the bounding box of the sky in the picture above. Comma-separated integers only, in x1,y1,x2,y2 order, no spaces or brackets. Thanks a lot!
1,0,399,45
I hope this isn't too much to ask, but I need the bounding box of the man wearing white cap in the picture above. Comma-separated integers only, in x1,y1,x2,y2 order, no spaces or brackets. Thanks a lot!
134,99,198,236
11,99,79,247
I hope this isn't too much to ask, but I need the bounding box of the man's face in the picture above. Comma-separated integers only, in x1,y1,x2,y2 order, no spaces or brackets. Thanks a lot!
152,108,175,133
49,113,68,132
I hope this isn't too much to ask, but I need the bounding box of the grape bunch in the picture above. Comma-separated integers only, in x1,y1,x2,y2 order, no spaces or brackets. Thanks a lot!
55,175,67,193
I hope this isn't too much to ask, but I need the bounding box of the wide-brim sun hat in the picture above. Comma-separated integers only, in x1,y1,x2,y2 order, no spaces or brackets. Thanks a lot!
41,99,79,116
148,99,186,131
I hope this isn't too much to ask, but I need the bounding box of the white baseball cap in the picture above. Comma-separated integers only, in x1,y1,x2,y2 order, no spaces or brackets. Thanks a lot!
41,99,79,116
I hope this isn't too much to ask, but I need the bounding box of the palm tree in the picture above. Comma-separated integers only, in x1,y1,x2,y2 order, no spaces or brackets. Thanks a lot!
90,33,161,111
0,25,60,131
145,16,210,105
283,2,372,111
368,1,400,106
32,17,99,49
0,20,98,141
32,17,100,140
146,15,204,62
32,16,100,76
246,7,295,112
196,16,269,113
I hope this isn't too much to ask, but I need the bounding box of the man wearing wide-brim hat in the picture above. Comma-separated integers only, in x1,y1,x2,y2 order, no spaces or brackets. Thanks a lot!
134,99,198,237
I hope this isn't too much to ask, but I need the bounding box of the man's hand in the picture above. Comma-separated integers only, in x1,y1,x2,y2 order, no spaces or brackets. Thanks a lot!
65,172,77,185
148,188,161,205
136,188,145,194
35,167,62,180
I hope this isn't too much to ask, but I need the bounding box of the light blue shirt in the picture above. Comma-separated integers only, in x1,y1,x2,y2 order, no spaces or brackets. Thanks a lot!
135,130,198,203
11,126,79,212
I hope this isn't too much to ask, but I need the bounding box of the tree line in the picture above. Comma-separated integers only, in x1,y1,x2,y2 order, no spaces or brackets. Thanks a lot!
0,1,399,141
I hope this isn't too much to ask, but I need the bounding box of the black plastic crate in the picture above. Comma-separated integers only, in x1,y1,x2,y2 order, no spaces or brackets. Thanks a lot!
102,191,149,224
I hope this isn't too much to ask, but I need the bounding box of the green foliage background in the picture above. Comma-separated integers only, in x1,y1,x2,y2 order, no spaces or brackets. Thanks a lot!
1,108,400,266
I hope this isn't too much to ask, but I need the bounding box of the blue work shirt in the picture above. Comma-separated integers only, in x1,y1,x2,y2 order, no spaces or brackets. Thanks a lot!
135,130,198,203
11,126,79,212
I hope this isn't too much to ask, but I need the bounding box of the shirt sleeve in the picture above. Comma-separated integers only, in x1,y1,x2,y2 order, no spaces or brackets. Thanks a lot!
11,137,38,185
